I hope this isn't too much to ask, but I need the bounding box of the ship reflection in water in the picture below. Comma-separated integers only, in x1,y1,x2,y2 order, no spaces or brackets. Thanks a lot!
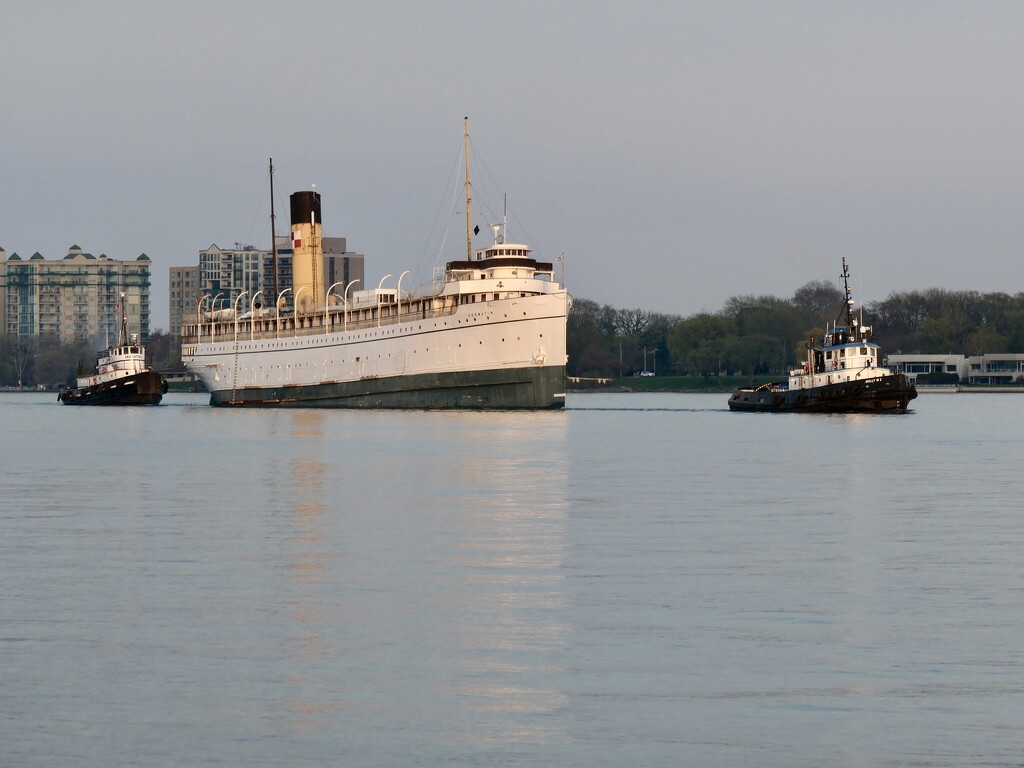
446,415,570,747
279,411,333,738
259,408,571,752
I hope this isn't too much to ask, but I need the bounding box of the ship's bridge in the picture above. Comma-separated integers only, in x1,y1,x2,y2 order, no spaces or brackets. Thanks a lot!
826,326,853,346
475,242,532,260
445,241,554,282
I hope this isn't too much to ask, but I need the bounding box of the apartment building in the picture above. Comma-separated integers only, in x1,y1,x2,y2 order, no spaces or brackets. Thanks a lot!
0,245,152,344
169,265,201,346
175,237,364,324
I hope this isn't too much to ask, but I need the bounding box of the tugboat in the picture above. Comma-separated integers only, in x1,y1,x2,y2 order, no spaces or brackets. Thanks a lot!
728,259,916,413
58,293,168,405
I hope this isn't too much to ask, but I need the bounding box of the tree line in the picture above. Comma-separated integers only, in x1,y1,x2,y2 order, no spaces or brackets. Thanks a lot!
5,283,1024,387
568,284,1024,379
0,332,180,389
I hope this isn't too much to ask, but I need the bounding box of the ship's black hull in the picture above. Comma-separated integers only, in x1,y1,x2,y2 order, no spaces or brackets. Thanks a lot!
58,371,168,406
728,374,917,413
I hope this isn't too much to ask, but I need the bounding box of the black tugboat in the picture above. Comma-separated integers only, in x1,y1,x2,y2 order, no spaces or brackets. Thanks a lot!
58,293,168,406
728,260,916,413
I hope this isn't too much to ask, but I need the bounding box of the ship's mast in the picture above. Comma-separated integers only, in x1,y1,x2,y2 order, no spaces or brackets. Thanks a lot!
269,158,279,306
836,257,855,333
118,292,128,347
465,116,472,261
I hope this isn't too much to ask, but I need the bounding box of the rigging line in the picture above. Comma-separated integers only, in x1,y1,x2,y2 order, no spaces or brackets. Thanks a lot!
243,170,270,249
506,205,541,257
422,138,464,257
468,138,544,257
467,138,504,225
414,138,465,288
426,148,466,288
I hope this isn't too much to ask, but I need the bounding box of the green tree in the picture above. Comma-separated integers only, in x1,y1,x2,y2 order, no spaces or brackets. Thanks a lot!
567,298,619,377
919,316,959,353
723,333,781,376
667,313,735,375
792,280,843,326
965,327,1007,356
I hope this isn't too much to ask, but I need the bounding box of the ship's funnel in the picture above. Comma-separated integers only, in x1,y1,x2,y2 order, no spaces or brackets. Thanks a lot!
290,190,324,313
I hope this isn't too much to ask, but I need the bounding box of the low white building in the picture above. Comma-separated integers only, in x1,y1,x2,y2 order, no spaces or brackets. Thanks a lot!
887,354,967,383
889,353,1024,385
965,354,1024,385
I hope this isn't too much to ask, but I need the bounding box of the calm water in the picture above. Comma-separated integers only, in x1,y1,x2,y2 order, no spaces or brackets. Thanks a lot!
2,391,1022,767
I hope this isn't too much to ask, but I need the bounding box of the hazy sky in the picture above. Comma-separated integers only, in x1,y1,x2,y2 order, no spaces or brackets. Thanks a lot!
4,1,1024,331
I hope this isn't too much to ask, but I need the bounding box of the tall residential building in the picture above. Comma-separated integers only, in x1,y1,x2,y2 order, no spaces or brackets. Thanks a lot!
198,243,267,311
173,237,364,330
169,266,201,346
267,237,366,308
0,245,152,344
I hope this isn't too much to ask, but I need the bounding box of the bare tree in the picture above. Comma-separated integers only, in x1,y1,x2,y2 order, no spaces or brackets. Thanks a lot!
615,307,653,339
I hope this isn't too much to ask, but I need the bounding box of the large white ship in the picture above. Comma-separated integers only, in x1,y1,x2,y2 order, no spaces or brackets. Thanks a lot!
181,126,568,408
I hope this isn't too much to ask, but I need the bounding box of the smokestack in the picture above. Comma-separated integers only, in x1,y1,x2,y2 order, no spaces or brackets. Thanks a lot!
289,190,324,313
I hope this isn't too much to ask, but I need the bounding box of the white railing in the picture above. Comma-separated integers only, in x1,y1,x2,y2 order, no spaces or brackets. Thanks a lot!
181,301,459,345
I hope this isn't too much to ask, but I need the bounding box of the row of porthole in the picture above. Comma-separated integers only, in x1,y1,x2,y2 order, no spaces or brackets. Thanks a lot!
219,323,544,356
202,314,538,352
239,335,542,369
214,325,407,352
204,309,545,351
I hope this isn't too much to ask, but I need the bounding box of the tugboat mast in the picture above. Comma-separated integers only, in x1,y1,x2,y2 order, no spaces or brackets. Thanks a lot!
837,257,855,335
117,291,128,347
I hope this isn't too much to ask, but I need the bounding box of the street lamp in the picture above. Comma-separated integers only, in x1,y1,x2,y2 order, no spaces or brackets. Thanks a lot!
324,281,344,334
293,287,308,337
249,290,263,341
344,279,360,332
377,274,393,327
396,270,410,322
276,288,291,339
210,293,223,337
233,291,248,342
197,294,210,342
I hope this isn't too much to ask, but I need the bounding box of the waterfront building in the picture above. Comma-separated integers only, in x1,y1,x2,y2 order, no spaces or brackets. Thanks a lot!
172,237,363,331
268,237,365,308
888,353,1024,385
966,353,1024,385
0,245,152,344
169,266,201,347
887,354,967,382
197,243,263,314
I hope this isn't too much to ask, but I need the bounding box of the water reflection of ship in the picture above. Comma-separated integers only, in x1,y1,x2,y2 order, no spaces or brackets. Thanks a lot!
282,410,332,736
448,414,570,747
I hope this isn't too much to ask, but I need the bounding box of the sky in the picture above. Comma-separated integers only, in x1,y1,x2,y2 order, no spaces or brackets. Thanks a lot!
4,1,1024,332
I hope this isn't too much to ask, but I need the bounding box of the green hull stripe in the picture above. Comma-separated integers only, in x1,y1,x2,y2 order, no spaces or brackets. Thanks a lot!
209,365,566,409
